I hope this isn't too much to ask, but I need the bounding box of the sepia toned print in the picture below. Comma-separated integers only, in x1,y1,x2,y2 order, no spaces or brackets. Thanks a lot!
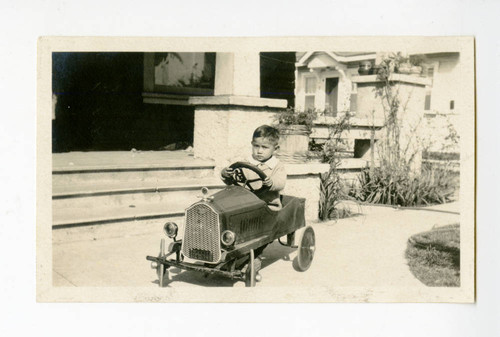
37,36,475,302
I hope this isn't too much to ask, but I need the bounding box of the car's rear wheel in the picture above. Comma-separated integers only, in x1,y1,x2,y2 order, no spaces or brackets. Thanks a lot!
297,226,316,272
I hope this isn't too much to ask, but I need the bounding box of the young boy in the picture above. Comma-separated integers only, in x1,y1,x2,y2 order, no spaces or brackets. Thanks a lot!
221,125,286,210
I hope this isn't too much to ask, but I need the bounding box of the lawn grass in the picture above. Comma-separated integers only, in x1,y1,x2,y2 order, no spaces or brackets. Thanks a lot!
405,224,460,287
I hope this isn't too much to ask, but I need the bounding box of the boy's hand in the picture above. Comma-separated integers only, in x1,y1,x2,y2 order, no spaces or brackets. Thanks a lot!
262,177,273,187
221,167,234,179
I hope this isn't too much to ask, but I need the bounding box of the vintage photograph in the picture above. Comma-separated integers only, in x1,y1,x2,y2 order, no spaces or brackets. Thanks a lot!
37,37,475,302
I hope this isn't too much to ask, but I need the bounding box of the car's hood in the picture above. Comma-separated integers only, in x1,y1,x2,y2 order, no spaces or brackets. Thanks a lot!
208,185,266,215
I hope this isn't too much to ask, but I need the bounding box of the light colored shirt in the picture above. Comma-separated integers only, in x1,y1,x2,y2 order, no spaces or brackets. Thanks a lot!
221,156,287,210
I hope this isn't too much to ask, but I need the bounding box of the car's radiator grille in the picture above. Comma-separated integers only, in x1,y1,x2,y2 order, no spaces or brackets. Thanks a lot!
182,203,221,263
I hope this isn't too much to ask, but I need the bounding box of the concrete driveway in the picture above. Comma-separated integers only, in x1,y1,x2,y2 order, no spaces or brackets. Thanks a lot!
53,202,460,288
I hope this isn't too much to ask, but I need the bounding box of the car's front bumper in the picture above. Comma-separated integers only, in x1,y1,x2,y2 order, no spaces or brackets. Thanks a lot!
146,255,245,280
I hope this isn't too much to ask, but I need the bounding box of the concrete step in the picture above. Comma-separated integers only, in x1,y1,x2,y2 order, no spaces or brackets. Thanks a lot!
52,151,216,185
52,178,226,209
53,165,216,185
52,198,191,229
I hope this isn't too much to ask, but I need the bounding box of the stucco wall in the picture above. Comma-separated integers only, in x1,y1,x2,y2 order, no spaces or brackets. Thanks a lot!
422,113,460,153
420,54,461,155
426,54,460,114
284,166,367,220
355,82,385,119
396,83,426,170
353,78,428,172
285,175,321,220
284,163,359,220
354,80,426,127
193,105,277,167
284,162,329,220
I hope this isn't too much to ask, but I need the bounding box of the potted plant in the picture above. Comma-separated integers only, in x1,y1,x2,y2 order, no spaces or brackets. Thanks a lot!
358,60,373,75
409,54,426,76
274,108,317,162
395,54,412,74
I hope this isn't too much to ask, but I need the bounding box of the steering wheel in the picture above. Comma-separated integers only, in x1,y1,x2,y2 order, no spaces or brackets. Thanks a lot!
228,162,270,193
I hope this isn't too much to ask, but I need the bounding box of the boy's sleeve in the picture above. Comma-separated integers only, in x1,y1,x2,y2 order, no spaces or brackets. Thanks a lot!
269,162,287,192
220,171,235,185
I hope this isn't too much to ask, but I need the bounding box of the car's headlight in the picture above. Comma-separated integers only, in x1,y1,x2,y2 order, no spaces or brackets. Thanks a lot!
163,222,178,238
221,230,236,246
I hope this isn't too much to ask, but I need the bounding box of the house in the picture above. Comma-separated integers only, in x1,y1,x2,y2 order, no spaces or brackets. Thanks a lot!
294,51,461,117
294,51,462,165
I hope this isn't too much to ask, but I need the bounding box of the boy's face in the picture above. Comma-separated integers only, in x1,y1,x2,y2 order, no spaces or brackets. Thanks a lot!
251,137,278,162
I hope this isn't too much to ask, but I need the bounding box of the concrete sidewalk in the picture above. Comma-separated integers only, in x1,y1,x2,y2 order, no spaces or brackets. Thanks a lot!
52,202,460,288
284,201,461,288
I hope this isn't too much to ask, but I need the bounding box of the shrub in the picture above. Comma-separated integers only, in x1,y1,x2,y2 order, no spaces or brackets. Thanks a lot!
317,113,353,220
318,166,353,220
353,166,455,207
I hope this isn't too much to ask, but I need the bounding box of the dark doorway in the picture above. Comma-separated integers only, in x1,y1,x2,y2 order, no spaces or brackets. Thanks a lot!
325,77,339,115
260,52,296,107
52,52,195,152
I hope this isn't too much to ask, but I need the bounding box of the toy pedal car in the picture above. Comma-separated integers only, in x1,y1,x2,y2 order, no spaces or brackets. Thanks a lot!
146,162,316,287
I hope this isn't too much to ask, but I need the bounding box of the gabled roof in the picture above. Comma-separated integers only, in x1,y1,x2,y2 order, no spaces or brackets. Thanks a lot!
297,51,376,67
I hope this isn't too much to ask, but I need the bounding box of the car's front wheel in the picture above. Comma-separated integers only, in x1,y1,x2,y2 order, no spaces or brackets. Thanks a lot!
156,238,170,287
245,249,257,287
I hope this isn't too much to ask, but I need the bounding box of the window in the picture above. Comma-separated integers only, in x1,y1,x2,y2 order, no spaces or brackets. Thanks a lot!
424,66,434,111
146,52,216,96
426,67,434,84
350,82,358,113
305,77,316,94
305,96,315,110
304,76,317,110
424,92,432,110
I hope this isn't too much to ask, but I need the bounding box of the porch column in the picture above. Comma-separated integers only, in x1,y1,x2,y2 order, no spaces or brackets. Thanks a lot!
189,52,287,165
214,52,261,97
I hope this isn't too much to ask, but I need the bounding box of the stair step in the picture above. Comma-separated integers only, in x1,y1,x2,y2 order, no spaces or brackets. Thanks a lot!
52,199,190,229
52,178,225,196
52,165,216,185
52,151,217,184
52,178,226,209
52,150,213,171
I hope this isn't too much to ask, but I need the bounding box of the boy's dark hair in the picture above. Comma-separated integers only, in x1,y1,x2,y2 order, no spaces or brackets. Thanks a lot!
252,125,280,145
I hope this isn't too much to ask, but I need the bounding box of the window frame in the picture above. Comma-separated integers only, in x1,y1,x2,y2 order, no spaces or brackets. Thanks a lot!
303,74,317,110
